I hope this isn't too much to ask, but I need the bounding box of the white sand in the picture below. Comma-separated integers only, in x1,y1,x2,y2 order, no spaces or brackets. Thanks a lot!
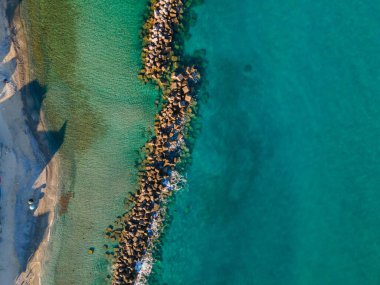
0,1,59,284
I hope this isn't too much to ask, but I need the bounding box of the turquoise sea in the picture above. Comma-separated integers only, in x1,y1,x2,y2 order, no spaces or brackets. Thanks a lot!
23,0,380,284
154,1,380,284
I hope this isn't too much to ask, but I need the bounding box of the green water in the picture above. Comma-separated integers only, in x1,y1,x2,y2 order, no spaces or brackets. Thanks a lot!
23,1,158,284
154,1,380,285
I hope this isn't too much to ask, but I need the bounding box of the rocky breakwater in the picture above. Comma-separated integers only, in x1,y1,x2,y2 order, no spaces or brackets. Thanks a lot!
140,0,184,85
111,0,200,284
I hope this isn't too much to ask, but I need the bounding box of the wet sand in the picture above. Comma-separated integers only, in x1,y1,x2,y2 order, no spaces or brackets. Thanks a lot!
0,1,60,284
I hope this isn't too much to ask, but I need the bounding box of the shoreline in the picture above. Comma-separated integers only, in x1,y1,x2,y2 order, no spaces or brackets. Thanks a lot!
0,0,60,284
13,3,61,284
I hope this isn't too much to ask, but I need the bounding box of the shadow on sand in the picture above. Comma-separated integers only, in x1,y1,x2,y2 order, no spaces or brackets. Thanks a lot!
20,79,67,162
16,79,66,272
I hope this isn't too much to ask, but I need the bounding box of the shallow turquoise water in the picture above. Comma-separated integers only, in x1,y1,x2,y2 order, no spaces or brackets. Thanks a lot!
24,0,158,284
155,1,380,284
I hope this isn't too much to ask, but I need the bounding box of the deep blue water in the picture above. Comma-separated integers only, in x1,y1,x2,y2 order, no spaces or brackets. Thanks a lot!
155,1,380,284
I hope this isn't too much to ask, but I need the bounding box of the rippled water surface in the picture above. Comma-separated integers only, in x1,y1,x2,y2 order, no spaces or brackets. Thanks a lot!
24,1,157,283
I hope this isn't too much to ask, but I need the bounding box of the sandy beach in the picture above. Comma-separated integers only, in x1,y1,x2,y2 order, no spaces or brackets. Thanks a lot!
0,0,60,284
